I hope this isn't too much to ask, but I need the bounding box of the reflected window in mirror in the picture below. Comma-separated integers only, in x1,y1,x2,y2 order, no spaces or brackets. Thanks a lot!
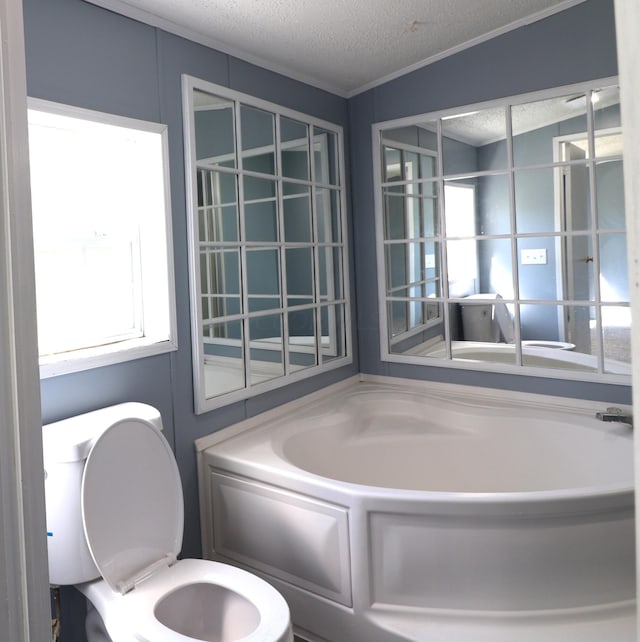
184,77,351,412
374,79,630,384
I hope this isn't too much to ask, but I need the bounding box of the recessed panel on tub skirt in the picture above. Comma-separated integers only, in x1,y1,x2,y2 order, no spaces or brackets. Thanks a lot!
210,471,352,606
368,509,635,612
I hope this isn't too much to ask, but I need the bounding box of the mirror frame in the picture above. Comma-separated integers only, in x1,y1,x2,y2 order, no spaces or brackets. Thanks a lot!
182,75,352,413
373,77,630,386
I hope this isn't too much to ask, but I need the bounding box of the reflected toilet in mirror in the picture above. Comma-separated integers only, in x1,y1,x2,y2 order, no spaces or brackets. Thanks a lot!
459,294,575,350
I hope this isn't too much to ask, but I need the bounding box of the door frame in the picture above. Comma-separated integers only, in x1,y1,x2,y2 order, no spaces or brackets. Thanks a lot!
553,127,623,350
0,0,51,640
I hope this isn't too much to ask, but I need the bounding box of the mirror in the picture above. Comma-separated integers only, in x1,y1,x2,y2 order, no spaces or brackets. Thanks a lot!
184,77,350,412
375,82,630,381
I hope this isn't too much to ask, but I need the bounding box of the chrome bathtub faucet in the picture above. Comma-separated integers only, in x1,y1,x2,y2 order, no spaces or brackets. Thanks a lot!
596,406,633,428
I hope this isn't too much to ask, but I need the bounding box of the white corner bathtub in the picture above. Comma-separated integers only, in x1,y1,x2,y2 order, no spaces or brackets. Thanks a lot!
196,376,635,642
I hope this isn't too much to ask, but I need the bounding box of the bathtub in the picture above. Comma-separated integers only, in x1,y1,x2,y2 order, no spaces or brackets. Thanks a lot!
196,376,635,641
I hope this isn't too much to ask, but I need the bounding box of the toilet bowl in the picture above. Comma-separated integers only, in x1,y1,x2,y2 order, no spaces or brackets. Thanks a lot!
43,403,292,642
79,559,290,642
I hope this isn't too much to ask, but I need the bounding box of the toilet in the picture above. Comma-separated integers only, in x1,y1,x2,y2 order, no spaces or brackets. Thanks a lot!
460,293,575,350
43,402,293,642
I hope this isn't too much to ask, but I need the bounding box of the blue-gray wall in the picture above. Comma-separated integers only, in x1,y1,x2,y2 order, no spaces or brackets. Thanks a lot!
23,0,628,639
349,0,629,403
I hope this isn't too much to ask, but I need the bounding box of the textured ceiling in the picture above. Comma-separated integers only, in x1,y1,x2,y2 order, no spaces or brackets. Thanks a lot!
436,85,621,146
87,0,586,96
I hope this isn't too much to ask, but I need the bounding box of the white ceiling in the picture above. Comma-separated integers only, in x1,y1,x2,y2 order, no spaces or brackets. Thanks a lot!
86,0,586,97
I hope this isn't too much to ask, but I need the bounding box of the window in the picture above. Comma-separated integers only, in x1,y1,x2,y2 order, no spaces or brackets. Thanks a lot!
374,79,629,383
28,99,176,377
443,183,477,294
183,77,351,412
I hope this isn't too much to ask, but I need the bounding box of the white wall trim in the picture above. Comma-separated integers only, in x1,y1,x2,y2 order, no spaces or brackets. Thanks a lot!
0,0,51,639
613,0,640,626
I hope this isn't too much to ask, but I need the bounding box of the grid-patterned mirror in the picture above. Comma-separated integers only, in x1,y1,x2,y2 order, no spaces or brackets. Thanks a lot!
184,77,351,412
374,79,630,384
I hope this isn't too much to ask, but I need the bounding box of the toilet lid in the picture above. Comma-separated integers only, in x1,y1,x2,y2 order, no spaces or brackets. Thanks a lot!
493,297,515,343
81,418,184,594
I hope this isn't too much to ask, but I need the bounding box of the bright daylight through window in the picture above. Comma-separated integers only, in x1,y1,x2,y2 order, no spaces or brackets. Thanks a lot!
28,100,176,377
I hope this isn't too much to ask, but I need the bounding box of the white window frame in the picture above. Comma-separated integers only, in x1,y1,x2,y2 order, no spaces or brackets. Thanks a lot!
28,98,178,378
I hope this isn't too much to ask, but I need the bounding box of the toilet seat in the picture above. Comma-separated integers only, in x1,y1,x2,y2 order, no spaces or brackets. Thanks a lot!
78,416,292,642
81,417,183,594
80,559,292,642
493,296,576,351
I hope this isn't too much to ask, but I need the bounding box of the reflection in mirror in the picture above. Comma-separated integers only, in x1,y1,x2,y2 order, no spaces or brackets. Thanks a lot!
442,106,508,174
240,105,275,173
321,304,347,363
185,78,351,412
375,80,630,382
281,117,309,180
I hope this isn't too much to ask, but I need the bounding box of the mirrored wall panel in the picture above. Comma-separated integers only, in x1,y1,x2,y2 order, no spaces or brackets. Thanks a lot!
374,80,630,382
184,77,351,412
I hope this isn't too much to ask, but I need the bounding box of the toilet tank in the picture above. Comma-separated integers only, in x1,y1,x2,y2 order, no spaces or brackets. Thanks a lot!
43,402,163,586
459,294,498,342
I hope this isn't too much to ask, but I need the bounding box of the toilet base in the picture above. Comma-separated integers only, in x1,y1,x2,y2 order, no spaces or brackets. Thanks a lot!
85,599,137,642
85,602,110,642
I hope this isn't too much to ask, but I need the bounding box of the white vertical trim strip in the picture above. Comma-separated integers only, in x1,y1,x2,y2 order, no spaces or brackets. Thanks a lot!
506,104,523,365
309,124,323,365
182,75,209,413
337,126,352,361
0,0,51,639
613,0,640,625
436,119,453,359
586,91,605,373
373,125,390,360
275,114,290,375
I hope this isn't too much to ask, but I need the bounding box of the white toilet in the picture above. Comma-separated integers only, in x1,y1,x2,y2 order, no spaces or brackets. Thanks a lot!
460,293,575,350
43,402,293,642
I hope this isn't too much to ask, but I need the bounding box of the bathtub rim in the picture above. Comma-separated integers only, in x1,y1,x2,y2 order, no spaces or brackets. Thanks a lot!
196,374,634,514
195,374,633,454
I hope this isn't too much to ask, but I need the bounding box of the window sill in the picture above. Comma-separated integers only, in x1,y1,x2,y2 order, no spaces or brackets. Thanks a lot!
39,337,178,379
